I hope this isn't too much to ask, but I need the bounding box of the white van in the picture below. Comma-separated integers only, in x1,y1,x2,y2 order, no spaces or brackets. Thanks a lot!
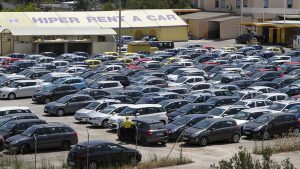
108,104,168,129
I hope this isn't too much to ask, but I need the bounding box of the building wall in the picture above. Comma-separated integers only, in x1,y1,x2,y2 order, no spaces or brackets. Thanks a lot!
219,17,252,39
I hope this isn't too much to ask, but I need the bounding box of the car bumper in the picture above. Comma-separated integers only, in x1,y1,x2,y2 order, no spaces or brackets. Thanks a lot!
183,136,199,144
87,118,102,126
32,96,44,103
74,115,87,122
44,108,57,114
108,122,119,129
146,136,168,143
4,143,18,151
0,93,8,98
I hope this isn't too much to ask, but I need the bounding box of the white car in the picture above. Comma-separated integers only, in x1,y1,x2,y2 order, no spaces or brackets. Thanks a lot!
168,76,205,87
74,99,120,123
246,86,276,93
87,104,131,127
255,93,288,102
0,80,43,100
0,106,33,116
234,99,273,109
90,81,124,92
207,105,248,118
233,108,272,126
108,104,168,129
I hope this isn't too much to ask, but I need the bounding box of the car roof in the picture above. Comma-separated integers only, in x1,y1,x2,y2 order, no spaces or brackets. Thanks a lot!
94,99,121,103
203,118,235,123
66,94,91,98
240,108,271,113
216,105,248,109
8,119,44,124
78,140,112,147
2,113,36,118
96,81,120,84
259,93,287,96
0,106,30,111
14,80,40,83
127,104,162,108
109,104,133,108
132,118,162,124
31,123,70,128
182,114,213,118
248,86,273,89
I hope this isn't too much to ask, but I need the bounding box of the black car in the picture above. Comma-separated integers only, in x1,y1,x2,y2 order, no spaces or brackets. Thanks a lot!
243,113,300,140
67,140,142,169
183,118,241,146
158,99,191,114
0,113,39,127
229,80,256,89
25,70,51,79
98,74,130,87
33,84,79,104
114,90,143,103
272,77,297,88
118,119,168,146
167,103,214,122
251,71,283,81
77,88,111,99
185,93,214,103
136,96,168,104
205,96,239,107
277,85,300,96
250,81,280,89
44,94,94,116
166,114,213,140
0,119,46,140
5,123,78,154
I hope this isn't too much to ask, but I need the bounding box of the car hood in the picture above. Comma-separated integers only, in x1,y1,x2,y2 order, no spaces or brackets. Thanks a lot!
168,82,182,87
33,90,50,96
167,111,184,118
167,75,178,82
88,112,111,118
109,115,126,123
185,127,204,136
243,121,263,130
6,134,31,143
76,109,94,115
45,102,65,108
0,130,10,138
165,123,182,132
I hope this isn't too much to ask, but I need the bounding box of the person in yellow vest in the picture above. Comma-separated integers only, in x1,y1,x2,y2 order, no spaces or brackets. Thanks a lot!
123,116,133,129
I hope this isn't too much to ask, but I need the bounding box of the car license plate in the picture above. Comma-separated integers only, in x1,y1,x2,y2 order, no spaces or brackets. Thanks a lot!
156,133,164,136
244,132,250,134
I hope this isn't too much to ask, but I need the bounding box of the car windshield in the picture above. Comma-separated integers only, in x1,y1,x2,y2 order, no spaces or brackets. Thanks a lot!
192,120,213,129
101,106,116,114
251,72,263,78
172,116,192,125
233,111,249,120
56,96,70,104
207,108,225,116
205,98,218,105
176,105,194,113
185,95,197,102
119,107,136,116
149,122,165,129
254,114,272,123
234,101,247,106
268,103,286,111
0,122,16,132
0,117,11,126
288,70,300,75
175,77,188,83
232,92,244,99
85,102,100,110
22,126,37,136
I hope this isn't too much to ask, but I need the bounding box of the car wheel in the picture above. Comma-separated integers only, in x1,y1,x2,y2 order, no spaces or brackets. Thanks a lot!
57,109,65,117
44,97,51,104
102,120,109,128
61,141,71,151
141,137,148,146
160,120,166,125
263,132,270,140
19,144,30,154
232,133,240,143
161,141,167,146
293,128,300,137
88,161,97,169
8,93,16,100
199,137,208,147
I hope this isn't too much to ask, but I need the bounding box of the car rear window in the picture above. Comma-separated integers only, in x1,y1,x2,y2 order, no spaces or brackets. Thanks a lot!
149,122,165,129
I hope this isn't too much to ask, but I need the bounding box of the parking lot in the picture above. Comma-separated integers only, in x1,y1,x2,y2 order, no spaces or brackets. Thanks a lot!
1,39,300,169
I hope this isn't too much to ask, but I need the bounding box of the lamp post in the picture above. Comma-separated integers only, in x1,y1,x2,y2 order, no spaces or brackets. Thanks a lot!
240,0,243,35
284,0,287,24
118,0,122,56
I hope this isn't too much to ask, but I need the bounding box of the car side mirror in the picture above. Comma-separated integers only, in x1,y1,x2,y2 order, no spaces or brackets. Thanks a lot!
222,114,228,117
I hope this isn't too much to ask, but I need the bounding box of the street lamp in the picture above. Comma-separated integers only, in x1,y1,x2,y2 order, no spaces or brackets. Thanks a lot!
118,0,122,56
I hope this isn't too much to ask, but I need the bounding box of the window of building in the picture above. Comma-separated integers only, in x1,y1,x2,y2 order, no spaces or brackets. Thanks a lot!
215,0,219,8
287,0,293,8
243,0,248,7
236,0,241,8
264,0,269,8
221,0,226,8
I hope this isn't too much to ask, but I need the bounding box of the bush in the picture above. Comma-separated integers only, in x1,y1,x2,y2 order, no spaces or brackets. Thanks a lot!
210,146,296,169
0,3,3,11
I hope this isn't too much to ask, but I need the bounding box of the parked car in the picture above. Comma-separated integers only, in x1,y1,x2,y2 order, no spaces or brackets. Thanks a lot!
108,104,168,129
32,84,79,104
0,80,43,100
118,119,168,146
52,77,87,90
234,99,272,108
255,93,288,102
158,99,191,114
74,99,120,123
67,140,142,169
90,81,124,92
183,118,241,146
0,119,46,140
207,105,248,118
205,96,239,107
44,94,94,116
243,113,300,140
0,113,38,127
0,106,33,116
233,108,271,126
5,123,78,154
166,114,213,140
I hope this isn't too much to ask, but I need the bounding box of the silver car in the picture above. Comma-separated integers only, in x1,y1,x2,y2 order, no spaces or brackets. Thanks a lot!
0,80,43,100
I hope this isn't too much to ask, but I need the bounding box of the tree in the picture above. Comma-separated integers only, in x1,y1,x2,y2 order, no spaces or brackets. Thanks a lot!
15,3,37,11
101,1,116,11
0,3,3,11
125,0,169,9
73,0,100,11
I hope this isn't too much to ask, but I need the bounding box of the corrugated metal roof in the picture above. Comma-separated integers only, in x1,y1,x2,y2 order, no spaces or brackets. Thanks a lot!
5,27,116,36
210,16,244,22
180,12,231,20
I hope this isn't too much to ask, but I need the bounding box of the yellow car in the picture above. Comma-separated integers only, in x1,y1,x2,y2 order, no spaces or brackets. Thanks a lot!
104,52,119,57
124,52,138,57
85,60,101,68
117,58,134,64
162,57,181,65
222,47,237,52
266,47,283,54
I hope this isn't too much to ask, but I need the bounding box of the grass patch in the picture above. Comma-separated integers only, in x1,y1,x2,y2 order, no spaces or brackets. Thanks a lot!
0,153,192,169
253,134,300,155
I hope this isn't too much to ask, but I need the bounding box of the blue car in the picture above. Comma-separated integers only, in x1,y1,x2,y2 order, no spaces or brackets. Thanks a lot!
52,77,87,90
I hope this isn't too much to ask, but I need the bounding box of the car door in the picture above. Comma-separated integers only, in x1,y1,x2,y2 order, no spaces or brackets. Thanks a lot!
34,128,51,149
165,102,179,113
268,116,285,136
207,122,225,142
66,97,80,113
47,127,63,148
106,143,129,164
26,82,40,96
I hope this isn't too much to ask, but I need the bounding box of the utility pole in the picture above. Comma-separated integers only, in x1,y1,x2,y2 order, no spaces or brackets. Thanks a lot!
284,0,287,24
33,134,37,169
118,0,122,56
240,0,244,35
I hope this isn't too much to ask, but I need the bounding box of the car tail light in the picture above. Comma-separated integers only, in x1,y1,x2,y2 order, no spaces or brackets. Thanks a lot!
280,74,285,77
76,154,86,160
72,132,78,137
146,130,153,136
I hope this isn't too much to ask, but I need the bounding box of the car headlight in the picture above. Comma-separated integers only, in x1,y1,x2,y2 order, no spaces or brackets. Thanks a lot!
191,132,200,137
10,140,19,145
170,129,177,133
254,126,263,132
